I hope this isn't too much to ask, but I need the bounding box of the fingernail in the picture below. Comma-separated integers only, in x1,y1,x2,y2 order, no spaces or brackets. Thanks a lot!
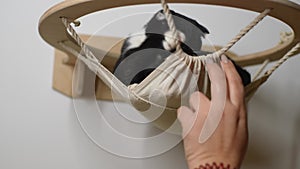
221,55,229,63
205,57,214,64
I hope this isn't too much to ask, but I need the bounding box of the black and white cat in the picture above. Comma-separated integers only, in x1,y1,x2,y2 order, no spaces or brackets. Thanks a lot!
113,10,250,86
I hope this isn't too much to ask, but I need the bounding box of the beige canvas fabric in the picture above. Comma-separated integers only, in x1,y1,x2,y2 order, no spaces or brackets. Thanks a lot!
62,36,270,134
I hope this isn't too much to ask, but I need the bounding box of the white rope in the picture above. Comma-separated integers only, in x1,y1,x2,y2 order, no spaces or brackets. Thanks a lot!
253,59,270,81
160,0,271,61
59,18,131,99
218,9,272,56
265,42,300,76
61,18,100,65
160,0,183,53
58,41,99,73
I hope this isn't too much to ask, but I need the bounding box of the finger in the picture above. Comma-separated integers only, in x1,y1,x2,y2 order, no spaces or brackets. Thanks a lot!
206,60,227,100
179,92,210,137
177,106,196,136
189,91,210,114
238,105,248,123
220,55,244,105
200,61,227,143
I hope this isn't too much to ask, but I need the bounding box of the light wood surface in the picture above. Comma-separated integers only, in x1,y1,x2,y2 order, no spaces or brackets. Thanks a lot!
39,0,300,66
52,35,124,100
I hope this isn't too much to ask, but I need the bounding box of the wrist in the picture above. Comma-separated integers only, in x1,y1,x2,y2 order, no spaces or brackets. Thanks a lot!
187,157,240,169
193,162,237,169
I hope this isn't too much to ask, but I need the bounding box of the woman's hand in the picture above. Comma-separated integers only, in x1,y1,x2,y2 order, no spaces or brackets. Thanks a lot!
177,55,248,169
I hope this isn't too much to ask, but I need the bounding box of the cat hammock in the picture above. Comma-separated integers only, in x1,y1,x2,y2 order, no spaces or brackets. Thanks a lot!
39,0,300,133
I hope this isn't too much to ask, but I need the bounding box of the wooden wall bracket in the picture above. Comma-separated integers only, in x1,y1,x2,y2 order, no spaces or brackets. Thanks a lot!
52,35,124,100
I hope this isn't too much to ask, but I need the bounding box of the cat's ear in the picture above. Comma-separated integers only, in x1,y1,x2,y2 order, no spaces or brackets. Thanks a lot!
156,12,166,21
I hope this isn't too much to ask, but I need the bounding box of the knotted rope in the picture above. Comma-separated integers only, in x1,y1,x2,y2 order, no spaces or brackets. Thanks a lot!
160,0,183,53
160,0,271,58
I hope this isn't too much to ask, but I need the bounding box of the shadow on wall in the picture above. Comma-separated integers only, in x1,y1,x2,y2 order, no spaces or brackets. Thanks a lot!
243,94,276,168
291,114,300,169
242,85,299,169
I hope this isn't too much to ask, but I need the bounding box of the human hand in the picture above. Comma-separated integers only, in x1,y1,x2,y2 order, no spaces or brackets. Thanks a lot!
177,55,248,169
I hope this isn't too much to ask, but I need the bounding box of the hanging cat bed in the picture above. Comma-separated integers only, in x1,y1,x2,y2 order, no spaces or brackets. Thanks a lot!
39,0,300,134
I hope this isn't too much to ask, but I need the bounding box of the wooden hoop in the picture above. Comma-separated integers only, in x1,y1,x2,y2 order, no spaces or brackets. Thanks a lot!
39,0,300,66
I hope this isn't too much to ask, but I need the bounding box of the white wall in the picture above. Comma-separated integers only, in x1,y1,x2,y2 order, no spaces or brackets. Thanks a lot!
0,1,299,169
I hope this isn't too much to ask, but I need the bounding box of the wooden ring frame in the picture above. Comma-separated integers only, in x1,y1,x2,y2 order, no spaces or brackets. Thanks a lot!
39,0,300,66
38,0,300,99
